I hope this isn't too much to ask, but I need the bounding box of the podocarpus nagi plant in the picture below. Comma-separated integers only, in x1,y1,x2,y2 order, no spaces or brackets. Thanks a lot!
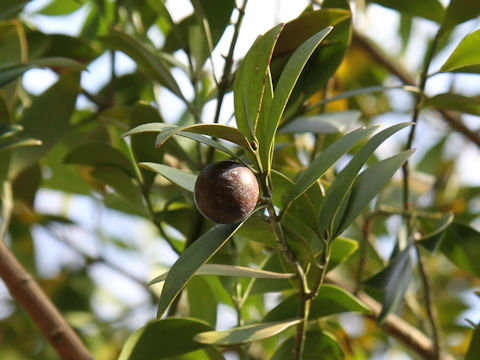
1,0,480,359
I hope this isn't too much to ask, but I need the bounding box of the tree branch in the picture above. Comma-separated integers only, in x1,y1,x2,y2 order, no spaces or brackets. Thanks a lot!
352,30,480,149
0,182,93,360
325,273,454,360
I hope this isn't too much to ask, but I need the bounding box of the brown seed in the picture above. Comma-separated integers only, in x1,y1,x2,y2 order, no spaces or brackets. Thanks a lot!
194,161,259,224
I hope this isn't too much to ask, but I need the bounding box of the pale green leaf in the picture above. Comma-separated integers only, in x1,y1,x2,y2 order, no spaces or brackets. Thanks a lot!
139,162,196,192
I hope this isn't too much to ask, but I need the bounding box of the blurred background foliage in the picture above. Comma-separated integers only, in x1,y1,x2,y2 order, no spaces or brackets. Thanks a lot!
0,0,480,359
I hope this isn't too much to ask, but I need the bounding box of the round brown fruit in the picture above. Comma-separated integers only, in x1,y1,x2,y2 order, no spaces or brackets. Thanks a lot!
194,161,259,224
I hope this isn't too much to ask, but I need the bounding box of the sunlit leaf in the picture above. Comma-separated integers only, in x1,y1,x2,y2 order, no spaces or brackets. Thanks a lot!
157,223,242,318
118,318,212,360
0,138,42,152
327,236,358,271
364,245,412,324
263,284,369,322
149,263,295,285
194,319,301,346
0,124,21,140
440,29,480,73
139,162,196,192
233,24,284,140
260,27,333,172
38,0,85,16
279,111,361,134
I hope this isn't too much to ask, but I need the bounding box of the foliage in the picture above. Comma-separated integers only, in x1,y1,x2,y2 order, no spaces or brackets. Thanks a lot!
0,0,480,359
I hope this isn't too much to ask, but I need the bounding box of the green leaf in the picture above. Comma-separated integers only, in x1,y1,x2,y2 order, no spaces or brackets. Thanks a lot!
90,167,145,210
279,111,361,134
187,277,217,327
64,143,136,178
0,138,42,152
466,324,480,360
194,319,301,346
425,93,480,115
438,222,480,277
335,149,414,236
284,125,378,212
442,0,480,31
157,223,242,318
0,124,21,140
139,162,196,193
100,29,184,99
440,29,480,73
38,0,85,16
369,0,445,23
149,264,295,285
0,0,29,19
118,318,212,360
364,246,412,324
154,124,251,151
272,331,344,360
236,215,277,247
263,284,369,322
233,24,284,140
318,122,412,237
260,27,333,172
419,213,454,252
327,236,358,271
9,72,80,178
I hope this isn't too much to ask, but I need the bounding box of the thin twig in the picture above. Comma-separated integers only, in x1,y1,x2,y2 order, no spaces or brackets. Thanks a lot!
206,0,248,164
0,181,93,360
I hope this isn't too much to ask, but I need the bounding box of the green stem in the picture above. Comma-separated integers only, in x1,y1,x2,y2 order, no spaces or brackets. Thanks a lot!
0,181,13,242
402,28,443,360
259,173,309,359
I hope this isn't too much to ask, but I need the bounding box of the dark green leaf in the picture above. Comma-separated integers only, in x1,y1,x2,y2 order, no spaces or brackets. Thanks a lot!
425,93,480,115
139,162,196,192
438,222,480,277
64,143,136,178
272,331,344,360
100,29,184,99
157,223,242,318
263,284,369,322
318,122,412,237
0,0,29,19
335,149,414,236
364,246,412,324
442,0,480,31
284,125,378,212
419,213,454,252
9,72,80,178
369,0,445,23
118,318,212,360
0,124,21,139
466,324,480,360
194,319,301,346
440,29,480,73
